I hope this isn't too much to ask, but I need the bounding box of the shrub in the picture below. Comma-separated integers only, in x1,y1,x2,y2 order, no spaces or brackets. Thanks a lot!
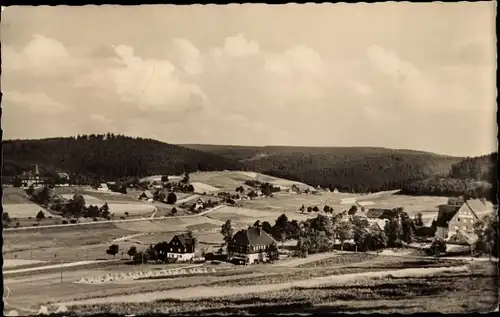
70,219,77,224
62,220,69,224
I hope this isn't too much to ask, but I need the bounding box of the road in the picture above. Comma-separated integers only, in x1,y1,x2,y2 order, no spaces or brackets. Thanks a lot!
3,205,226,232
3,260,121,275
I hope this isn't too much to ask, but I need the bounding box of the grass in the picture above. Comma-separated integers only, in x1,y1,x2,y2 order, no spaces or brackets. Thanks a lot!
68,265,498,314
297,253,379,268
207,206,314,226
239,192,447,218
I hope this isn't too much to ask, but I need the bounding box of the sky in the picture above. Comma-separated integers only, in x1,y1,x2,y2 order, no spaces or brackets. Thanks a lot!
1,3,497,157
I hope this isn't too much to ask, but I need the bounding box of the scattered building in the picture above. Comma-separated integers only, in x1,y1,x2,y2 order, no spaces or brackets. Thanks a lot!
58,172,70,181
369,219,388,231
138,190,154,201
166,233,196,262
366,208,400,219
97,183,109,192
228,226,277,265
193,198,205,211
289,184,301,194
333,188,339,193
434,198,494,240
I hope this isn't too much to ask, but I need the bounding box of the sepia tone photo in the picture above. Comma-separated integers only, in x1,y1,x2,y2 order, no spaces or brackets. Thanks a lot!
1,2,498,315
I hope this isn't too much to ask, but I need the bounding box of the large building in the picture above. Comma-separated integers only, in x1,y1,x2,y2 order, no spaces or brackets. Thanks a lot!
435,198,493,240
228,226,277,265
166,233,196,262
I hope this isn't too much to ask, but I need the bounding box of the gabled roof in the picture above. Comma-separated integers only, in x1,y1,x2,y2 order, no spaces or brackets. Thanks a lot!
141,190,154,198
366,209,386,218
232,227,276,247
463,199,493,217
422,217,435,228
170,233,196,248
436,199,493,227
435,208,459,227
448,230,478,246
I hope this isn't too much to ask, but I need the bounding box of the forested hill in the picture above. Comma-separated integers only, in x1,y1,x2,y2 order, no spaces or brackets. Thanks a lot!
400,152,498,203
182,144,463,192
2,135,243,179
450,153,497,181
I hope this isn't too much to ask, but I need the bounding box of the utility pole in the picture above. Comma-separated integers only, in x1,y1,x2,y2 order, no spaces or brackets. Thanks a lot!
60,259,63,283
141,252,144,273
29,245,33,284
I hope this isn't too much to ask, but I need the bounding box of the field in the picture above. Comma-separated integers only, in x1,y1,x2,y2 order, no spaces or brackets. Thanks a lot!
3,247,496,315
3,172,497,315
2,187,60,224
207,206,315,227
239,192,448,219
189,171,313,192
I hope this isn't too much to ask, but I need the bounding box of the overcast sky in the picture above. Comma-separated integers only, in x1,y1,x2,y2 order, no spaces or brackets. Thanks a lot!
1,3,496,157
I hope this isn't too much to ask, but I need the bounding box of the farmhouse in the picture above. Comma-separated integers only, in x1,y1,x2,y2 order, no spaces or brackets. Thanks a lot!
369,219,388,231
289,184,301,194
193,198,205,211
228,226,277,265
166,233,196,262
97,183,109,191
366,208,400,219
138,190,154,201
434,198,493,240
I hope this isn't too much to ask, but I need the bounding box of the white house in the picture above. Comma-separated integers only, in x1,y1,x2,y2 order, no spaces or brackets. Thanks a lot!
166,234,196,262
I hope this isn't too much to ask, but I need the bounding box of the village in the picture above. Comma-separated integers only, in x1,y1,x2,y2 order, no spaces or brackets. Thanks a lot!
3,165,498,267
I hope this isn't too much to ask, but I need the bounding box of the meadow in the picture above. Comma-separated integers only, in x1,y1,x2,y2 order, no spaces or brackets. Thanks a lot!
45,257,497,314
240,192,448,218
2,172,495,316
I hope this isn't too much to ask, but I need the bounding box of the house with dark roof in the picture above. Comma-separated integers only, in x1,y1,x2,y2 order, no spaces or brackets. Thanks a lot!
228,226,277,265
138,190,154,201
166,233,196,262
289,184,301,194
366,208,397,219
435,198,493,240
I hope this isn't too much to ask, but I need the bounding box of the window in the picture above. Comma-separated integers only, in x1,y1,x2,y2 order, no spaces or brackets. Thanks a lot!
170,248,173,252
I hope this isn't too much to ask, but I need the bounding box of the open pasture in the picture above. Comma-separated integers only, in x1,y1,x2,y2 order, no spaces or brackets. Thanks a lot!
207,206,316,226
50,256,488,313
365,195,448,217
240,193,447,218
2,187,32,204
114,216,224,233
68,265,494,314
107,203,157,217
189,171,313,192
59,193,144,205
2,204,55,219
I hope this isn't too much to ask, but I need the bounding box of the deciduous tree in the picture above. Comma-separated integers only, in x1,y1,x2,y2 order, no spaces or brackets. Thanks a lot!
106,244,119,258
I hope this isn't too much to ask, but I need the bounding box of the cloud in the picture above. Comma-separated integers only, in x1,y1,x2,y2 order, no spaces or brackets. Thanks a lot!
366,44,419,81
172,38,203,75
78,44,210,117
1,25,495,156
3,90,68,114
213,34,260,58
348,81,373,96
3,34,78,77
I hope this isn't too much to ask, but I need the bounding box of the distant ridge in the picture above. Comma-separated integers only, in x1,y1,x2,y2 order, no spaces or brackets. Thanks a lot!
2,136,495,202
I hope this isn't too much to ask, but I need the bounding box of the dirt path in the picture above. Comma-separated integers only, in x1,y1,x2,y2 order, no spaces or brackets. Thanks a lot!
3,260,119,275
3,259,47,269
55,265,469,307
175,194,200,205
274,251,340,267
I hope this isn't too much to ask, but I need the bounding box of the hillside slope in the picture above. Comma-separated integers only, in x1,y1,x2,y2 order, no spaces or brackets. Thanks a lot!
2,135,243,180
182,144,463,192
400,153,497,203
